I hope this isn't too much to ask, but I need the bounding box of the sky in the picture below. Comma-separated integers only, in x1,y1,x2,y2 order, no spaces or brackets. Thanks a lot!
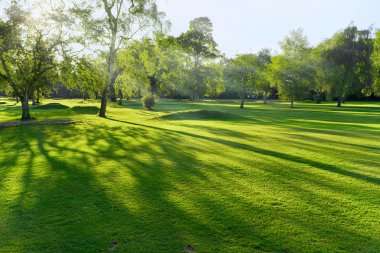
156,0,380,57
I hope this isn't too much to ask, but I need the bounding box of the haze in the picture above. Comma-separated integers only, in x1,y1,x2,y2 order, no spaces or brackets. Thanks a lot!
156,0,380,57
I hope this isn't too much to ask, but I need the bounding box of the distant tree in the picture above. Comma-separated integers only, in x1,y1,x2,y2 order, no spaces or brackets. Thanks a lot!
116,34,183,109
269,29,316,108
177,17,220,99
0,1,69,120
69,57,107,100
255,49,272,104
204,62,225,98
371,30,380,96
317,26,373,106
225,54,258,108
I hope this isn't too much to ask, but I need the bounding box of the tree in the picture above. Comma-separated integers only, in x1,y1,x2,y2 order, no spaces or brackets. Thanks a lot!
177,17,220,99
225,54,258,108
255,49,272,104
317,26,373,106
204,62,225,98
0,1,68,120
371,30,380,97
67,56,107,100
117,37,159,109
71,0,165,117
269,29,316,108
116,34,183,109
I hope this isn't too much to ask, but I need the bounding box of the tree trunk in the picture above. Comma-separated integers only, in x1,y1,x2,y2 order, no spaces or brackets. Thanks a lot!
36,90,41,104
109,69,123,102
21,97,31,120
109,83,117,102
337,97,343,107
240,90,246,109
98,87,108,117
290,99,294,108
99,28,118,117
32,96,36,106
263,94,267,104
118,90,123,105
16,97,19,103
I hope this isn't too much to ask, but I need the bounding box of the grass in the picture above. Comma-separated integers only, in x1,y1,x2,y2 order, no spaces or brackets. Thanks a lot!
0,97,379,252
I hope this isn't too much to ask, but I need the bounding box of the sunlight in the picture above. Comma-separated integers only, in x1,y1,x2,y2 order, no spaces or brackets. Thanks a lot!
29,0,49,23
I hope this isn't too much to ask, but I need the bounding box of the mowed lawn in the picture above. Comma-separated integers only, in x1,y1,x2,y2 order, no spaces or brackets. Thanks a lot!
0,97,379,253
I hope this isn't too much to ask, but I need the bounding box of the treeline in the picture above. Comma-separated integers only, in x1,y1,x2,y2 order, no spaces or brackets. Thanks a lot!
1,1,380,120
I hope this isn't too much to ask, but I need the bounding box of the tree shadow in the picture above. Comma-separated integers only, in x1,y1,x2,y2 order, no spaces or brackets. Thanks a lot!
1,106,380,252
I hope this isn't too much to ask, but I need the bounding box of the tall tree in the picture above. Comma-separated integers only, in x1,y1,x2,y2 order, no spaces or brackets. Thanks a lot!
177,17,219,99
116,34,184,108
71,0,165,117
0,1,68,119
317,26,373,106
269,29,316,108
204,62,225,98
225,54,258,109
256,49,272,104
371,30,380,97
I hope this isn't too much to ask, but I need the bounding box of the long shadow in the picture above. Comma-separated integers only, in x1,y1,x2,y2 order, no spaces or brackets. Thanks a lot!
106,117,380,186
1,112,380,252
1,123,283,252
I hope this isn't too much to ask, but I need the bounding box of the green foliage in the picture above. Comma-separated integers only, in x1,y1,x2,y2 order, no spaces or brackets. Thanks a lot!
225,54,258,97
0,1,70,119
177,17,219,59
279,28,309,58
71,0,166,116
141,94,156,110
316,26,374,101
204,63,225,98
177,17,221,99
270,55,316,101
269,30,316,106
255,49,272,100
74,57,107,99
372,30,380,96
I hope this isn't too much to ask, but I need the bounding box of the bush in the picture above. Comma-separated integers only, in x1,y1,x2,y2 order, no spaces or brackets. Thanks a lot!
142,94,156,110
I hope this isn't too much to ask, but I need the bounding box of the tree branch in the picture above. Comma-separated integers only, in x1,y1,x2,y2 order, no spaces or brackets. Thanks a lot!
0,55,21,97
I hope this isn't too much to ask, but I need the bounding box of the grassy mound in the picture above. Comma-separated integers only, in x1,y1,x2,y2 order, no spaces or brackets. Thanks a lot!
159,109,245,121
33,103,69,110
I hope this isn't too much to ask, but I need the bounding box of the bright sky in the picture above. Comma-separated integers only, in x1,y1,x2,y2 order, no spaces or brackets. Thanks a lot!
156,0,380,57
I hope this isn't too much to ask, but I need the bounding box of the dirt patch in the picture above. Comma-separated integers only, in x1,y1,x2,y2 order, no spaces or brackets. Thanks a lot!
0,119,78,127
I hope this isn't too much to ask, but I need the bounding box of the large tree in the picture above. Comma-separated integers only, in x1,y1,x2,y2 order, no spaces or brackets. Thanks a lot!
255,48,272,104
269,29,316,108
225,54,258,109
317,26,373,106
0,1,68,120
177,17,220,99
71,0,165,117
371,30,380,97
115,34,185,108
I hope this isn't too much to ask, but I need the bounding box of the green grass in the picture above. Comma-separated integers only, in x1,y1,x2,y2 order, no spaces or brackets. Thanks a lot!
0,97,380,252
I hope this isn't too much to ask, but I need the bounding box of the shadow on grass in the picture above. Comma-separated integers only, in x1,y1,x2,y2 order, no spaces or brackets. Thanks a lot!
1,102,380,252
32,103,69,110
71,106,99,115
158,110,249,121
112,118,380,186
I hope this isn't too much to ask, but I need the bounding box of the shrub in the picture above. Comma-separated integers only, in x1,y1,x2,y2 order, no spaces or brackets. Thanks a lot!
142,94,156,110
